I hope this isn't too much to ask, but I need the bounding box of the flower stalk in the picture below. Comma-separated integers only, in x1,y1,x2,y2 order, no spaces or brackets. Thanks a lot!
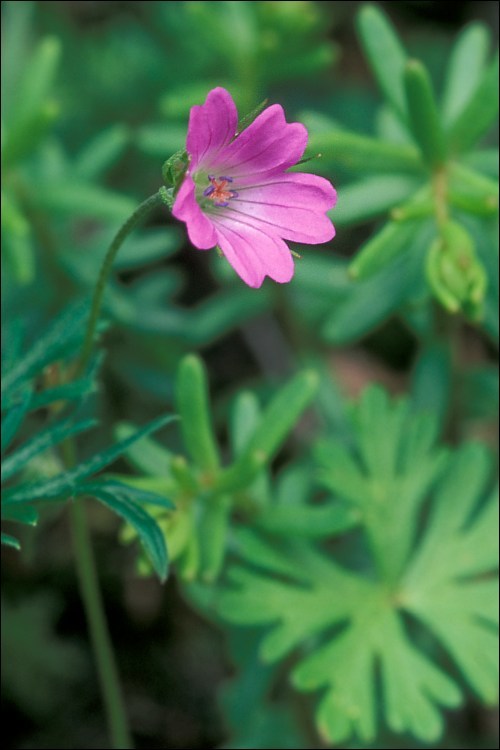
77,190,165,376
69,188,166,749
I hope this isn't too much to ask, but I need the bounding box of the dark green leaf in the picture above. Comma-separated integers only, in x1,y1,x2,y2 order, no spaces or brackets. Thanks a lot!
1,532,21,550
2,418,97,482
2,504,38,526
82,479,175,510
82,486,169,581
1,301,89,398
3,415,176,505
1,389,32,453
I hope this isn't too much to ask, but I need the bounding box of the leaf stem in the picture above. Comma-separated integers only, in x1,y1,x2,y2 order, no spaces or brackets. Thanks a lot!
77,191,164,376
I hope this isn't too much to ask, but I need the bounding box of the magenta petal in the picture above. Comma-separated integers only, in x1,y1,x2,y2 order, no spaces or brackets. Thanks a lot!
208,104,308,178
230,172,337,243
212,216,294,288
186,88,238,171
172,175,217,250
238,173,337,212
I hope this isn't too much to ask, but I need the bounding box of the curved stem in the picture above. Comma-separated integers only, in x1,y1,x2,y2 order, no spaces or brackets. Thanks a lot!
68,190,164,747
69,500,133,749
77,191,164,376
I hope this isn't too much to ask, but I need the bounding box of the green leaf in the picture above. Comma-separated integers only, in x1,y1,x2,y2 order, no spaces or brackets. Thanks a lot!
447,52,499,154
410,343,452,431
1,301,89,399
3,354,101,413
332,175,422,227
1,532,21,550
229,391,270,507
74,124,130,180
8,36,61,127
321,247,425,344
442,23,491,126
217,390,497,744
2,101,59,166
404,60,446,167
1,504,38,526
449,162,499,216
235,370,319,467
1,388,32,454
136,123,187,158
198,495,231,582
403,445,498,703
307,128,421,175
2,415,176,505
79,483,169,581
356,4,408,121
461,148,499,179
257,500,360,538
114,422,173,477
2,418,97,482
37,183,136,221
126,286,272,343
111,228,183,270
176,355,220,473
349,219,421,280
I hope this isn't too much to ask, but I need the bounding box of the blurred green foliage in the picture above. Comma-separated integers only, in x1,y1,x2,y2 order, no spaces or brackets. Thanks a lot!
1,2,498,750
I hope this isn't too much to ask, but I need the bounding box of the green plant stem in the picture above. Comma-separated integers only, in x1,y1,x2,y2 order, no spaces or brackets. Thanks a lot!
68,191,164,747
77,191,164,376
69,500,133,749
431,167,462,441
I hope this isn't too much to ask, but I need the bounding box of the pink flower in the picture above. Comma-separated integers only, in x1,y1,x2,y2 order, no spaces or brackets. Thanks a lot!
172,87,337,288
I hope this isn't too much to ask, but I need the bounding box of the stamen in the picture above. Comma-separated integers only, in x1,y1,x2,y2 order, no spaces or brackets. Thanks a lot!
204,175,238,207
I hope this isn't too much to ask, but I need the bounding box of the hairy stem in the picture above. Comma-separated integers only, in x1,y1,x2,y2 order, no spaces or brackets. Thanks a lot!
77,191,164,376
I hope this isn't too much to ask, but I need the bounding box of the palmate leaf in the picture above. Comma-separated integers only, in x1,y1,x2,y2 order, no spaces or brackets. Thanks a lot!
217,387,498,744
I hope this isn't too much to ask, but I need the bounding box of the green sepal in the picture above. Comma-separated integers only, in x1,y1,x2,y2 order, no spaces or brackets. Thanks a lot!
161,149,189,191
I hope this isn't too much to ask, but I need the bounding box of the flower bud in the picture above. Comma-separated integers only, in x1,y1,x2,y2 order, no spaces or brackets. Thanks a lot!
425,221,487,319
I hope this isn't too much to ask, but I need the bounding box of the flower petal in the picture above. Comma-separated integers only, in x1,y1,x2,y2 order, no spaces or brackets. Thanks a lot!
228,172,337,243
207,104,308,179
212,215,294,288
172,175,217,250
187,87,238,171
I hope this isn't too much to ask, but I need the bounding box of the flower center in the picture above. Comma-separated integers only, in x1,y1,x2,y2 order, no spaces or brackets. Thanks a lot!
203,175,238,208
